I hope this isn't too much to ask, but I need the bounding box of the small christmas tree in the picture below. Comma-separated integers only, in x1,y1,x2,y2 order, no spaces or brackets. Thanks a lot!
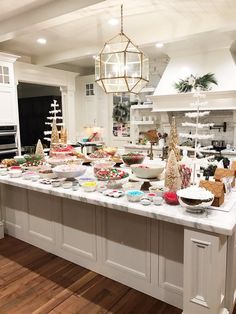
165,150,181,192
44,99,64,146
60,128,67,144
51,119,60,146
168,116,180,161
35,139,45,160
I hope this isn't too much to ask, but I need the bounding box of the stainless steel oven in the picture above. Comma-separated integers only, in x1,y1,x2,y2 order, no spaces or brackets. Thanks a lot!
0,125,18,158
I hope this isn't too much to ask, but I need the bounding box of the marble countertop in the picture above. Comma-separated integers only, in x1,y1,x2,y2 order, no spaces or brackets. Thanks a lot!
124,144,162,150
0,175,236,236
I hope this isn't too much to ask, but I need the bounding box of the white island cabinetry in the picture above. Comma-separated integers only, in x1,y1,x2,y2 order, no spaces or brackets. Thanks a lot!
0,177,235,314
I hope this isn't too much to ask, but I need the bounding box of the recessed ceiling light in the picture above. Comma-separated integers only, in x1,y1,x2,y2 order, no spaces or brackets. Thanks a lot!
37,38,47,45
108,18,119,25
155,42,164,48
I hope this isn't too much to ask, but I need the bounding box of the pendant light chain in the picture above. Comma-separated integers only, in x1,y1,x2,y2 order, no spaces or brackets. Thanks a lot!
121,4,123,34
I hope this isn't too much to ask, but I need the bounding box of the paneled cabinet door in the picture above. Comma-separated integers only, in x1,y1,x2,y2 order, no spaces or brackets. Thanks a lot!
100,208,151,283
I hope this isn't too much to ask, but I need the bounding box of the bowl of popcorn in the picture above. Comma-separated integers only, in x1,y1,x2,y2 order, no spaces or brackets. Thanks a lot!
177,186,214,213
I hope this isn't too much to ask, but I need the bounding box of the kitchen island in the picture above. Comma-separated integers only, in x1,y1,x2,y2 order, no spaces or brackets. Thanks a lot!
0,176,235,314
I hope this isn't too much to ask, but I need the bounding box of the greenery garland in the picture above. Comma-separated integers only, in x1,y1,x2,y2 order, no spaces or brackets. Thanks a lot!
174,73,218,93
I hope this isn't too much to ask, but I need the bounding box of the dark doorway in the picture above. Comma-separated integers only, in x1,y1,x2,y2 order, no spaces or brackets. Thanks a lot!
17,82,62,151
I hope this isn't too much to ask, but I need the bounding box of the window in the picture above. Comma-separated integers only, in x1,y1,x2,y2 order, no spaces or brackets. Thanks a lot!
0,66,10,84
86,83,94,96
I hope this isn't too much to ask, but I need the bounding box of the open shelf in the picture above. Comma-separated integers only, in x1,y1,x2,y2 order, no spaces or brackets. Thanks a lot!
131,120,155,125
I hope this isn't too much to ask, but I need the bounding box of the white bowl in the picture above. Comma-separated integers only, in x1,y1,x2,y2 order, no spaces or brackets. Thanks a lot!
123,181,144,191
81,182,97,192
53,165,87,178
9,169,22,178
131,163,165,179
126,190,144,202
177,187,214,213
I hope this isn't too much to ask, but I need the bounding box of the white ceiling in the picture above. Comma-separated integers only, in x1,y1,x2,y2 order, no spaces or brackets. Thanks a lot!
0,0,236,73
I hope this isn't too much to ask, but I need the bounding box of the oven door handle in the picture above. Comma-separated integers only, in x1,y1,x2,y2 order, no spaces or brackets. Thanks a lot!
0,132,16,136
0,149,17,155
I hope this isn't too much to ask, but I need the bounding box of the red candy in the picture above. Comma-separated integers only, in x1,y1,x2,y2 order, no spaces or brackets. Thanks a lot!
163,191,179,205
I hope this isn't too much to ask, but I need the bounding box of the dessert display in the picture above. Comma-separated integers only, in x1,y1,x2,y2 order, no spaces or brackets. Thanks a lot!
121,152,145,166
131,163,164,179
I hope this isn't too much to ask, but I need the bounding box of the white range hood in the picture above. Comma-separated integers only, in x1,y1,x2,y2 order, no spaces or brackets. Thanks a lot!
150,46,236,112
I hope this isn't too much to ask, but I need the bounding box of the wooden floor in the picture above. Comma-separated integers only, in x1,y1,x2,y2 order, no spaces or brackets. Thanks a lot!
0,236,234,314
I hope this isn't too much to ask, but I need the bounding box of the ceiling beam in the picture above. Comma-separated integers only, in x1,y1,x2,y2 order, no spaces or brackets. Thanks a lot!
32,45,98,66
0,0,106,42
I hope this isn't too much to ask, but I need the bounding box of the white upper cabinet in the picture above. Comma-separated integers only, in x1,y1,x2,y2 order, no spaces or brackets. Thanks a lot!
0,52,19,124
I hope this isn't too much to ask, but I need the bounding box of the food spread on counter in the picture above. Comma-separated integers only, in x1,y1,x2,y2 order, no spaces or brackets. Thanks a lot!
0,140,235,212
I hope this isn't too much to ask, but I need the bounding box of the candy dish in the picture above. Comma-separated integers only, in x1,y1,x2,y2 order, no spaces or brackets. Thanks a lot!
147,193,156,201
39,168,56,179
22,171,36,180
122,153,145,166
0,168,8,176
78,177,96,186
81,181,97,192
53,164,87,178
140,198,151,206
163,191,179,205
131,163,165,179
153,196,163,206
149,186,164,197
51,179,62,187
122,181,144,192
31,175,40,182
9,169,22,178
39,179,51,185
103,189,124,198
92,161,115,175
103,147,117,157
62,181,73,189
126,190,144,202
72,183,80,191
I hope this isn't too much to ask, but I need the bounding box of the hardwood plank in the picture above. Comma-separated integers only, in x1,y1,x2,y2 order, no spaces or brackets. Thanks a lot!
0,236,234,314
